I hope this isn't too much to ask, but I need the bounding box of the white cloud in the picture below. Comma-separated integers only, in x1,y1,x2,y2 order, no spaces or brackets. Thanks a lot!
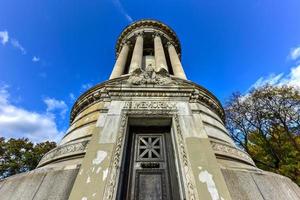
69,93,75,101
251,65,300,89
44,97,68,119
11,38,26,54
112,0,133,22
287,65,300,87
0,85,63,142
289,46,300,61
251,73,284,89
81,83,93,91
0,31,9,45
32,56,40,62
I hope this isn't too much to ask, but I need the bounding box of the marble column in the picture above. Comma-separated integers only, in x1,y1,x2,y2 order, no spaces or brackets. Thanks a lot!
109,41,130,79
129,33,144,73
167,42,187,79
154,33,168,72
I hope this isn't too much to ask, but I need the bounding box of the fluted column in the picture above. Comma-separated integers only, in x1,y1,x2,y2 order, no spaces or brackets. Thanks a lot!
154,33,168,72
109,41,130,79
129,33,144,73
167,42,187,79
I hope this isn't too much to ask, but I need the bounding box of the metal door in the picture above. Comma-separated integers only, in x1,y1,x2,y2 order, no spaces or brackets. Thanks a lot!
126,132,180,200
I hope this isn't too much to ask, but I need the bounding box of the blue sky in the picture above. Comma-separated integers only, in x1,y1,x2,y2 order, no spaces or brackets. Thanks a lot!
1,0,300,142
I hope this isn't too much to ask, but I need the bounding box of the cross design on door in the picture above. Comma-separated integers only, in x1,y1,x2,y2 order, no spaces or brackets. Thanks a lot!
137,136,162,160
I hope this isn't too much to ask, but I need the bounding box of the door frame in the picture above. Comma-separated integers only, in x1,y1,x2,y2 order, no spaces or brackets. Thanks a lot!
117,116,184,200
103,111,197,200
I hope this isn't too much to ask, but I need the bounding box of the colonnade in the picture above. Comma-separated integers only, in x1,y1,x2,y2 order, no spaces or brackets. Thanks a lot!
109,32,187,80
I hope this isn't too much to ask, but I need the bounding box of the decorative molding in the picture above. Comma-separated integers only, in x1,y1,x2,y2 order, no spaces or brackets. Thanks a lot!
103,107,197,200
128,66,174,85
174,114,198,200
211,141,255,166
70,77,225,125
103,114,127,200
190,89,225,122
38,140,89,167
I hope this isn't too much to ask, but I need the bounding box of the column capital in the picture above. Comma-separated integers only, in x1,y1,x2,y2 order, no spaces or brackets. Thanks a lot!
121,39,131,47
166,41,176,48
152,31,162,38
134,31,144,37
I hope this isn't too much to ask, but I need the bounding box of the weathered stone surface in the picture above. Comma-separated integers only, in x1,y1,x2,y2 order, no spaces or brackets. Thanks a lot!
222,169,264,200
253,172,299,200
222,169,300,200
33,169,78,200
0,171,46,200
0,168,78,200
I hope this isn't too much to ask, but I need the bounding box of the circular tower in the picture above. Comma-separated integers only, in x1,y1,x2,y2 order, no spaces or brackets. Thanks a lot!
1,19,299,200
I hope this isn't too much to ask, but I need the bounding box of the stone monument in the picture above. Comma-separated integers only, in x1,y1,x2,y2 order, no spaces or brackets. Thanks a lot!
0,19,299,200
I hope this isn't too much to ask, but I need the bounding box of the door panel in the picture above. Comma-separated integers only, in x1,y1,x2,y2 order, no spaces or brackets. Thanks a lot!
121,128,180,200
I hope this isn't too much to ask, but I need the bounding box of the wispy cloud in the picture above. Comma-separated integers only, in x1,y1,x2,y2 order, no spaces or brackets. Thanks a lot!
44,97,68,119
0,30,9,45
32,56,40,62
0,85,63,142
250,46,300,90
289,46,300,61
251,65,300,89
11,38,26,55
81,83,93,91
69,93,75,101
112,0,133,23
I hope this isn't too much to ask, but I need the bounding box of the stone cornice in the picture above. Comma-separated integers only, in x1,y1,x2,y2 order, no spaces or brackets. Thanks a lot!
69,76,225,124
115,19,181,58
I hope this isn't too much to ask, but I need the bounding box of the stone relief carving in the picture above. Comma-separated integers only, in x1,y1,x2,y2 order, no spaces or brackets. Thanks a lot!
211,141,255,166
38,140,89,167
103,109,197,200
174,114,198,200
128,65,174,85
103,114,127,200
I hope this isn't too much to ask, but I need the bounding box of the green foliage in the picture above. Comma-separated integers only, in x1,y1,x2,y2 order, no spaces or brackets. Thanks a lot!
225,85,300,185
0,137,56,179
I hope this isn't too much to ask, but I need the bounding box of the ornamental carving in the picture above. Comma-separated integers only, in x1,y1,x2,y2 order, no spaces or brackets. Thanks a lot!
70,77,225,124
174,114,198,200
211,141,255,166
128,65,174,85
103,109,197,200
38,140,89,167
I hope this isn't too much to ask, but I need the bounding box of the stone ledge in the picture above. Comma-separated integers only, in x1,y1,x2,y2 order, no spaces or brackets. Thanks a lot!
38,140,89,167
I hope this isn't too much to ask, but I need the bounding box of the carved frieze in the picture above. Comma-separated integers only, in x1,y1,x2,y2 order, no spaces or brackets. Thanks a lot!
211,141,255,166
38,140,89,167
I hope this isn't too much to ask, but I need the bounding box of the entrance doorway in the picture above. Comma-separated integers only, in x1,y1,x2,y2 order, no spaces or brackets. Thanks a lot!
118,125,180,200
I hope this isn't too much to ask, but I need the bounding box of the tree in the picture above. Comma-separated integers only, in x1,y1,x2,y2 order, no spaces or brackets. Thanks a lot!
0,137,56,179
225,85,300,185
